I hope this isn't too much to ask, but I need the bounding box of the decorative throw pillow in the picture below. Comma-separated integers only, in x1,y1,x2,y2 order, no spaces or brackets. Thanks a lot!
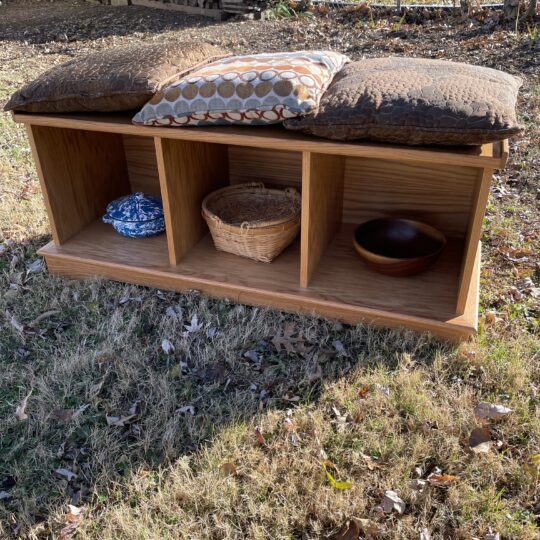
283,57,522,146
4,42,228,113
133,51,349,126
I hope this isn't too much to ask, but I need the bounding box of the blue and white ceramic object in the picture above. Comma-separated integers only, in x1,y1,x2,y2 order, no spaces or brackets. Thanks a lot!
103,192,165,238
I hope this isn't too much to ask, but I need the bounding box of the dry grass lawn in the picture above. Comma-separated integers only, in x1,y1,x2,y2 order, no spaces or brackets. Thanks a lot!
0,1,539,539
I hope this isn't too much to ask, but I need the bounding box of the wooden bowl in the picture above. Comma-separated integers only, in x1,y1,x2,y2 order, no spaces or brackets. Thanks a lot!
353,218,446,277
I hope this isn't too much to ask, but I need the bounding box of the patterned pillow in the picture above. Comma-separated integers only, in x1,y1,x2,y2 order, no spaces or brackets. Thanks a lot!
133,51,349,126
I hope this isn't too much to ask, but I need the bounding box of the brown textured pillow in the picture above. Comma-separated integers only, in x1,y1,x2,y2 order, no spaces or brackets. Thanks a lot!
284,57,522,146
4,42,228,113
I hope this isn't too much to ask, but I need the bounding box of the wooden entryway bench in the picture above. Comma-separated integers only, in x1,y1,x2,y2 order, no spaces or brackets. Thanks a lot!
14,112,508,340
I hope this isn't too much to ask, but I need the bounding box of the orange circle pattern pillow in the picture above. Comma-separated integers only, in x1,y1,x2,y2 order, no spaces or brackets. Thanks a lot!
133,51,349,126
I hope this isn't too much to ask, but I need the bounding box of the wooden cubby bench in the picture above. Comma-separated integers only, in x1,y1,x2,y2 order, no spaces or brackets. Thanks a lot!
14,112,509,340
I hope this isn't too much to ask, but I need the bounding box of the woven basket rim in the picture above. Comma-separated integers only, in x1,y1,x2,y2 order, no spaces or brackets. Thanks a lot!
202,182,301,230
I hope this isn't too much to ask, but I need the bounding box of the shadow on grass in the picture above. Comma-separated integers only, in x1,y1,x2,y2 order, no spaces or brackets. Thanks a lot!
0,233,454,537
0,1,222,45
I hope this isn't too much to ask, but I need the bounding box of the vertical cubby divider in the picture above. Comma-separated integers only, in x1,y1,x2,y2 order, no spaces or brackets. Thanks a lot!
300,151,345,288
155,136,229,265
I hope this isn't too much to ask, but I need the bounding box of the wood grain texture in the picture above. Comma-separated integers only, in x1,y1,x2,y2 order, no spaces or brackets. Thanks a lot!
14,112,508,169
155,137,229,264
27,124,130,245
456,167,492,313
39,220,478,340
228,148,478,238
229,147,302,187
342,157,478,238
300,151,345,288
123,135,161,195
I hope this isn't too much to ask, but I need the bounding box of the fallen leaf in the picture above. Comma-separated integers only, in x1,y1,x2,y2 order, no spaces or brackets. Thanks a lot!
272,323,307,354
419,528,431,540
219,462,237,477
176,405,195,415
161,339,174,354
469,427,492,453
322,462,353,490
15,389,32,421
484,533,500,540
483,311,503,324
243,350,259,363
106,413,137,427
54,468,77,481
474,402,513,421
333,339,348,356
422,420,439,433
427,473,459,487
58,505,84,539
356,518,384,539
30,309,60,327
332,405,347,422
65,504,84,523
409,479,427,492
357,385,370,399
378,490,406,514
88,375,106,399
183,314,202,335
254,427,266,446
374,383,390,396
27,258,44,274
330,518,359,540
52,409,74,423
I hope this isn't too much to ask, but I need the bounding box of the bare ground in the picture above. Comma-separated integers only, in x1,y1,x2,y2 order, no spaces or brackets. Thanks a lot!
0,1,539,539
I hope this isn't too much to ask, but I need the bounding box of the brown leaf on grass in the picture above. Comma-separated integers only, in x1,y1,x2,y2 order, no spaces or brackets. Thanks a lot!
469,427,492,453
219,462,237,477
483,311,503,324
52,409,74,423
474,402,513,421
271,323,310,355
426,473,459,487
357,385,370,399
14,389,32,421
498,245,531,262
58,505,84,540
52,404,89,423
254,427,266,446
330,518,359,540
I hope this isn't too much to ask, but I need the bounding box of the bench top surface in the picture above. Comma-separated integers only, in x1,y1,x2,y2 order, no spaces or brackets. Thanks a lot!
14,112,508,169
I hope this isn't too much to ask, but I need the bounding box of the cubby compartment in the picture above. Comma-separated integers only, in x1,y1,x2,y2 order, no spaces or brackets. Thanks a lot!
300,152,481,320
18,112,507,339
26,124,169,272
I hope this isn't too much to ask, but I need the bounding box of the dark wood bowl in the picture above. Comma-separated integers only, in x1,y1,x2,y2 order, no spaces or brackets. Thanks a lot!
353,218,446,277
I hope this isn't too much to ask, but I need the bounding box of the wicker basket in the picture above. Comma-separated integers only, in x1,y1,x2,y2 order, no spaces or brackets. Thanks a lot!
202,183,301,263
